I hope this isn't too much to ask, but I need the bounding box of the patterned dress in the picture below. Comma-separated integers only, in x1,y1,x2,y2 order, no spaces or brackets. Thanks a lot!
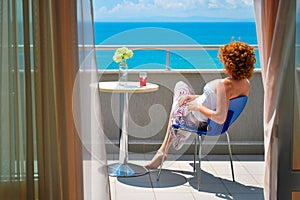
171,80,218,150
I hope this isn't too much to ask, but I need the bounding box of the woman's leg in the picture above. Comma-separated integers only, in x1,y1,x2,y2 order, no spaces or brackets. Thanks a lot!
157,113,173,153
144,113,173,169
145,81,194,169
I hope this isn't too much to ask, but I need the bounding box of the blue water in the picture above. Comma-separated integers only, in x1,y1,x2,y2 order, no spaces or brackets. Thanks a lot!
93,22,259,70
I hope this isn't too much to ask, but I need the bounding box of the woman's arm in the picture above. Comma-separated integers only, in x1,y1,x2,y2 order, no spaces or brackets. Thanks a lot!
187,81,230,124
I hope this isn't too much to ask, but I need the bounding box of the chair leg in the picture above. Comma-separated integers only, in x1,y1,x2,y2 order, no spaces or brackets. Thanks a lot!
197,135,202,191
225,132,235,182
157,127,173,181
193,135,197,172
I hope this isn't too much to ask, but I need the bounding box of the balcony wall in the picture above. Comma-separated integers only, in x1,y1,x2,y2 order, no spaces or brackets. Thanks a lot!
82,69,264,155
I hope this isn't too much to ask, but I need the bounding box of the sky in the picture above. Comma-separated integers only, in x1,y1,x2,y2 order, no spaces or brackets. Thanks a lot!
93,0,255,22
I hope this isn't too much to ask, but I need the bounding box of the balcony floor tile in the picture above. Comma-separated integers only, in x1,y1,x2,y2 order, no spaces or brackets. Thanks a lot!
84,154,265,200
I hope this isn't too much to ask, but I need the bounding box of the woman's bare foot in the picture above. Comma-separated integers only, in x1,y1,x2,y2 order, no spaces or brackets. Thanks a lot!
144,151,168,169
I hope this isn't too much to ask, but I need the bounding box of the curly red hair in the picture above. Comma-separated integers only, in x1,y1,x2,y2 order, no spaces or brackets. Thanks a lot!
218,41,256,80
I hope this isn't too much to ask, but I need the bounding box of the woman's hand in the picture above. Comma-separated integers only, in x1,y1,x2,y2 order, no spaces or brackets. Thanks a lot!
186,100,200,112
178,95,197,106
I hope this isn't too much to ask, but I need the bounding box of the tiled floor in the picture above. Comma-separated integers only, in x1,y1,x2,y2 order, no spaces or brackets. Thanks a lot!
105,154,264,200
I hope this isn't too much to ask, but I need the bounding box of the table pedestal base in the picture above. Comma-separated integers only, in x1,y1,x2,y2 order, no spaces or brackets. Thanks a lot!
98,82,158,178
108,163,149,177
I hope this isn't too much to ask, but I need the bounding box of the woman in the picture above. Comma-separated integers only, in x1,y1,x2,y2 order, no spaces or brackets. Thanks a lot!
145,41,256,169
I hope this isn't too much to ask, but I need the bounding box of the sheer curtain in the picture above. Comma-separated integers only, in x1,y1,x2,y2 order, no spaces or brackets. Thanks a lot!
0,0,110,199
254,0,295,199
0,0,30,198
294,0,300,171
76,0,111,199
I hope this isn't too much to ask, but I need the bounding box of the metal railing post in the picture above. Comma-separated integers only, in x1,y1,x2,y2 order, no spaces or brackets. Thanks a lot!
166,50,170,70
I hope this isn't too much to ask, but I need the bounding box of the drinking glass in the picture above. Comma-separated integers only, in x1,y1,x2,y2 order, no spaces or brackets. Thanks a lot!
139,72,147,87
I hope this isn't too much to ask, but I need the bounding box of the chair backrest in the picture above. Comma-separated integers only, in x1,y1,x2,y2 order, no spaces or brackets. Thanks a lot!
202,96,248,136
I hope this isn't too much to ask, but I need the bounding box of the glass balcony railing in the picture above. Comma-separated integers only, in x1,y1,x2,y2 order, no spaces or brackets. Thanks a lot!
78,44,260,70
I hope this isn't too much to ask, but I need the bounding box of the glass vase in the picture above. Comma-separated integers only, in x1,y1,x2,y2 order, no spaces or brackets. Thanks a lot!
118,60,128,86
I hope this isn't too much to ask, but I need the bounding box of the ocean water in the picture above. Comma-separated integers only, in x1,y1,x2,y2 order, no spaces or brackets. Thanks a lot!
93,22,259,70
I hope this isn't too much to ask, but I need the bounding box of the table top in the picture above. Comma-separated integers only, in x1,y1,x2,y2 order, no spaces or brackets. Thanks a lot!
97,81,159,93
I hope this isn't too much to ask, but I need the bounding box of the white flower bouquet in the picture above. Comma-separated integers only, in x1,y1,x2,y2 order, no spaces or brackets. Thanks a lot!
113,47,134,63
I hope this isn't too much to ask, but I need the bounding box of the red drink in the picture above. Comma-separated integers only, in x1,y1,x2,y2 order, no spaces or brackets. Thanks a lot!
139,76,147,86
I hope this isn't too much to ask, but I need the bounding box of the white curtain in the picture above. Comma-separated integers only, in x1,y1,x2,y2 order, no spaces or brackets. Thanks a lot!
76,0,111,199
254,0,295,199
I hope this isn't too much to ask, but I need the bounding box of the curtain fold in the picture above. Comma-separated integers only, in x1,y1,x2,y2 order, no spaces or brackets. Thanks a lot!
254,0,295,199
1,0,85,199
22,0,35,198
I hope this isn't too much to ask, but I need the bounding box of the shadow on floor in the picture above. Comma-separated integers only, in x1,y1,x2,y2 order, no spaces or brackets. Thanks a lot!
117,170,187,188
117,168,263,199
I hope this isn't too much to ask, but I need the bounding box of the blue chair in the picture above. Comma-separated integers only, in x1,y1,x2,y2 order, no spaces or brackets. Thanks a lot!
157,96,248,191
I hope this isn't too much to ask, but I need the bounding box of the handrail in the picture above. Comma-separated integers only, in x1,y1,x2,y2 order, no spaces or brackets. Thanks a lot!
81,44,259,50
93,44,234,50
79,44,259,70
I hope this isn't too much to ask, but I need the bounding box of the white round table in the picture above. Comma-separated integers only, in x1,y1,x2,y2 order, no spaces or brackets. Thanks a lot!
98,81,159,177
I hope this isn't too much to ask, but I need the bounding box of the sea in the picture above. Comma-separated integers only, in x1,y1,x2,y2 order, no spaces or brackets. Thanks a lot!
93,22,259,70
